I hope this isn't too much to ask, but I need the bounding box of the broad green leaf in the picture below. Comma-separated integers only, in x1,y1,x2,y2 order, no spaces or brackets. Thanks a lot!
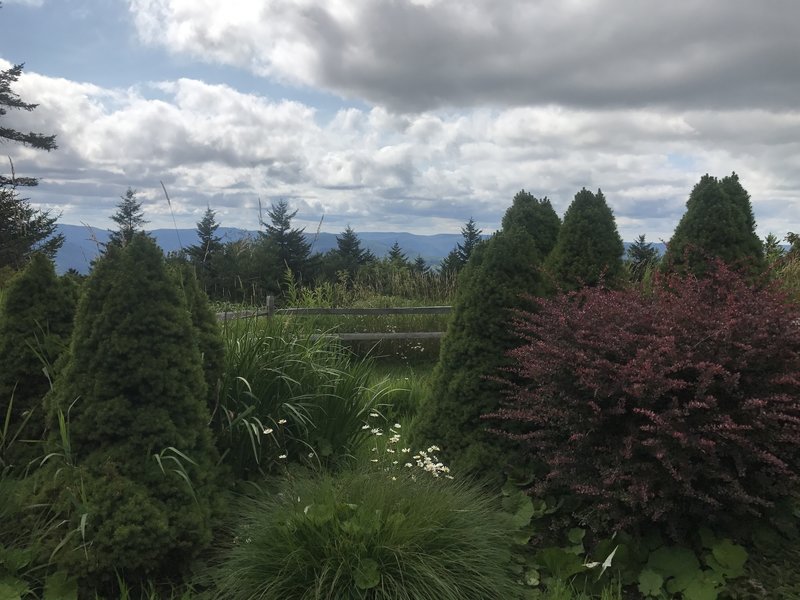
647,545,700,578
710,539,747,578
534,547,586,580
44,571,78,600
637,569,663,597
682,572,720,600
567,528,586,544
354,559,381,590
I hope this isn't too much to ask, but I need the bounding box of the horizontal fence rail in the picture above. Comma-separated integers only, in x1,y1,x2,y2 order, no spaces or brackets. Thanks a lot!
215,296,451,342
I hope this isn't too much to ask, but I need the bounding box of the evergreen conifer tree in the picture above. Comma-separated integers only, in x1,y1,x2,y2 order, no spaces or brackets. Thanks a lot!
387,241,409,268
664,173,765,276
0,254,76,468
0,187,63,270
258,199,311,284
187,207,223,292
170,262,225,415
44,234,219,590
456,217,483,264
438,248,462,276
325,225,372,280
412,255,428,274
501,190,561,256
0,39,63,267
626,234,660,282
413,207,547,481
108,188,148,248
546,188,625,289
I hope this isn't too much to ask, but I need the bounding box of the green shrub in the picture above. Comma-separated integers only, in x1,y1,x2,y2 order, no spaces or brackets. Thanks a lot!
545,188,625,290
211,466,521,600
171,262,225,412
0,253,76,471
664,173,765,277
43,234,220,594
413,227,546,481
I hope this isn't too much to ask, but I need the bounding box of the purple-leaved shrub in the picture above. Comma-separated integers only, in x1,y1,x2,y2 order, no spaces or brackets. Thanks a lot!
491,263,800,538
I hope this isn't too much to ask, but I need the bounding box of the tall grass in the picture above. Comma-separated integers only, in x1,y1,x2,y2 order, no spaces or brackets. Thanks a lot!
215,317,385,477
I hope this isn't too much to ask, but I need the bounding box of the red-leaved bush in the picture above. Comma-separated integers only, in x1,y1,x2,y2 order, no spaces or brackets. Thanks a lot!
490,263,800,537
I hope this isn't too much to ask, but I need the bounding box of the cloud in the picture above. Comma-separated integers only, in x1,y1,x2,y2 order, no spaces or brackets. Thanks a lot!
2,61,799,239
128,0,800,113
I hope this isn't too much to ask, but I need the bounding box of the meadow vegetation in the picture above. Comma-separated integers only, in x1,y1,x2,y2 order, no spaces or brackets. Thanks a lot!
1,175,799,599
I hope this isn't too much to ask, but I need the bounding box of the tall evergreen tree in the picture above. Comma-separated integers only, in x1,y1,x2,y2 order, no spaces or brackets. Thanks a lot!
762,233,785,266
387,241,409,268
626,234,660,282
324,225,373,280
0,254,76,469
456,217,483,264
546,188,625,290
187,207,223,290
1,60,57,187
0,187,63,270
0,48,62,266
412,255,429,274
258,199,311,284
664,173,764,276
501,190,561,256
44,234,219,591
438,248,462,276
108,188,148,248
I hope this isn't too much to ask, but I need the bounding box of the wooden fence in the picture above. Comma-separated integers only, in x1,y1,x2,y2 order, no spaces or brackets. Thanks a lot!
216,296,451,342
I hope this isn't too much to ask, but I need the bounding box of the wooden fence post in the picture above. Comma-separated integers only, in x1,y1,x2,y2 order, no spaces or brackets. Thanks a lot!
266,295,275,317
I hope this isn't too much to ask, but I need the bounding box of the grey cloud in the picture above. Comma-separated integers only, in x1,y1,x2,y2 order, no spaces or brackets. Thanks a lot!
130,0,800,112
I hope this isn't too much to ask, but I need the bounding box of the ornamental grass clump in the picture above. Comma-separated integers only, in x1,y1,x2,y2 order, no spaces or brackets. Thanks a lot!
211,466,520,600
217,317,382,477
491,262,800,539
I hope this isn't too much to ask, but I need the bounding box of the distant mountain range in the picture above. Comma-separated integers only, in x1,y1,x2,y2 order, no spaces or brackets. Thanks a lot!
54,224,667,275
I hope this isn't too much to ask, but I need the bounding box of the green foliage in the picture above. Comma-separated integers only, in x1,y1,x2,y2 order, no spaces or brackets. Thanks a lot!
546,188,624,290
186,207,224,292
0,63,57,156
664,173,764,276
626,234,660,282
211,466,521,600
43,234,220,593
0,254,76,470
502,190,561,256
216,317,382,477
107,188,149,248
170,263,225,414
257,199,312,288
457,217,484,264
413,226,545,481
0,188,64,271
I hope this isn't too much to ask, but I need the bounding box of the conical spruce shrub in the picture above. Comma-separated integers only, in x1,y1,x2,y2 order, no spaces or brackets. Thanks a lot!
170,262,225,414
0,253,77,469
501,190,561,256
44,234,220,591
665,173,765,276
413,227,545,482
546,188,625,290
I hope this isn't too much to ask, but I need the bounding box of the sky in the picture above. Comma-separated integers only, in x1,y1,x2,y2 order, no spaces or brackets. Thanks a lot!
1,0,799,240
